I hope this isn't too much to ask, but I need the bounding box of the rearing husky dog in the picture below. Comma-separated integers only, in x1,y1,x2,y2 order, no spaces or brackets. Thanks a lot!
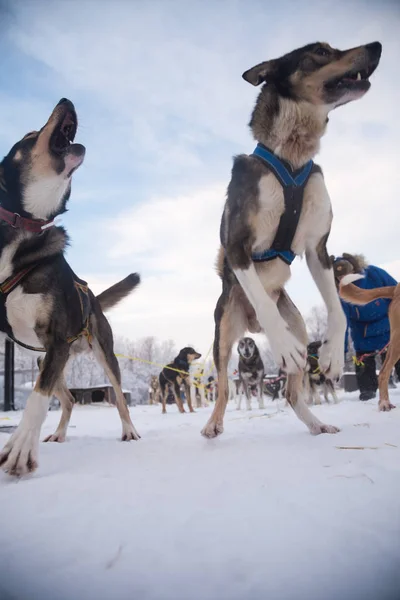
202,41,382,438
0,99,141,476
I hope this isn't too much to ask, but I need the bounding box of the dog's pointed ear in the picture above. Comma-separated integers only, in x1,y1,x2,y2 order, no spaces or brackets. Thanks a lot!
242,60,275,86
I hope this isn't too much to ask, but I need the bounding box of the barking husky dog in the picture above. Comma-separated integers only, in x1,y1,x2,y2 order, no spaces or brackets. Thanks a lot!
202,41,382,438
0,99,141,476
236,337,265,410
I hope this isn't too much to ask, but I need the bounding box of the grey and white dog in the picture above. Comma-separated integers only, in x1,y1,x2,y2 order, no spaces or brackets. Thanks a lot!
237,337,265,410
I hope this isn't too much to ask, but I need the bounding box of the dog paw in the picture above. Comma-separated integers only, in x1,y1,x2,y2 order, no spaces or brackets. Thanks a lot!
309,421,340,435
43,431,66,443
0,428,40,476
379,401,396,412
121,423,141,441
201,419,224,438
319,337,344,380
270,328,306,374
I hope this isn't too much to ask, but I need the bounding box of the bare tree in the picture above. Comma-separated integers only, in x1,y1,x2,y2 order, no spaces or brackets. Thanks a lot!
305,305,328,342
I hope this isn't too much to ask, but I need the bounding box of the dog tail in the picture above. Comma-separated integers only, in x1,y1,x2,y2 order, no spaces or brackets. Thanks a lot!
339,273,396,305
96,273,140,312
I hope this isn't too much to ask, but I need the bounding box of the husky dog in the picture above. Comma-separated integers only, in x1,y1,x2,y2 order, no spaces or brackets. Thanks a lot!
202,41,382,438
159,347,201,413
148,375,161,405
305,341,339,404
0,99,141,476
236,337,265,410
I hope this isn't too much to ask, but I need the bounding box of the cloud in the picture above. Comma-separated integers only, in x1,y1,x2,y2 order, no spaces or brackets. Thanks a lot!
1,0,399,356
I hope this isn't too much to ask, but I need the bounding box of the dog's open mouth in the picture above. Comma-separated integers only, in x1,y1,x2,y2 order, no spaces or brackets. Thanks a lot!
325,57,379,93
50,110,78,156
325,68,371,91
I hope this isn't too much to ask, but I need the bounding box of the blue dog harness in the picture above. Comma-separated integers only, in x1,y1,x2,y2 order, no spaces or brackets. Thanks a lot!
251,143,315,266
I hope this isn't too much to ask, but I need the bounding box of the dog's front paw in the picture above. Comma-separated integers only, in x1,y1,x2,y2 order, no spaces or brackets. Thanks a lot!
43,432,66,443
309,422,340,435
201,418,224,438
379,400,396,412
121,423,141,441
319,337,344,380
0,428,40,476
271,328,306,374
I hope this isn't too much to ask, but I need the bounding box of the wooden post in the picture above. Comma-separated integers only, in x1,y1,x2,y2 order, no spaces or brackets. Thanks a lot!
4,338,15,411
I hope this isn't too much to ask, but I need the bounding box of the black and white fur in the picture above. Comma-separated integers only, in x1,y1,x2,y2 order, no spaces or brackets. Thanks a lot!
202,41,382,439
237,337,265,410
0,99,141,477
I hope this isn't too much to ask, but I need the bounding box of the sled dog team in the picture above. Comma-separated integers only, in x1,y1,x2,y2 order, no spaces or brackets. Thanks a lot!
0,40,391,477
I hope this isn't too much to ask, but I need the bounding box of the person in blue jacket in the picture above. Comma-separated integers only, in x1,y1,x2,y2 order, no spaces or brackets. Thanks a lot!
333,253,400,401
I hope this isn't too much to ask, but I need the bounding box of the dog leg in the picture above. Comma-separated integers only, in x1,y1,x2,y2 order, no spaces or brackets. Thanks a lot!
234,265,306,373
237,385,243,410
306,242,346,380
258,380,265,410
91,316,140,440
303,374,313,405
173,381,185,413
277,290,339,434
43,375,75,443
244,384,252,411
160,382,168,414
184,379,195,413
0,341,70,476
329,383,339,403
202,292,246,437
378,347,397,411
313,384,321,405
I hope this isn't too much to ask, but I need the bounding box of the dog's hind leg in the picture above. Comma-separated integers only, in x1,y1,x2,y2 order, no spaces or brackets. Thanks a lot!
172,381,185,413
277,290,339,435
0,341,71,476
378,346,398,411
43,374,75,443
91,314,140,441
202,291,246,437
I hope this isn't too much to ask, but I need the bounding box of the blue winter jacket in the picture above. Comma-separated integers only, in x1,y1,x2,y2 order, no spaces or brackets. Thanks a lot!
341,265,397,353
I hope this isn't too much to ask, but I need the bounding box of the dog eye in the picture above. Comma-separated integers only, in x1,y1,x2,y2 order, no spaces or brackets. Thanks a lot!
315,47,329,57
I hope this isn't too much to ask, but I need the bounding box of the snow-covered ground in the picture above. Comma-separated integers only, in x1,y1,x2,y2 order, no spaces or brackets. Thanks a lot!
0,390,399,600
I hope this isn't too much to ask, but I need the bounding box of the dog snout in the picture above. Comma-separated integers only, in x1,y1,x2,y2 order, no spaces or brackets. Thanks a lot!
365,41,382,61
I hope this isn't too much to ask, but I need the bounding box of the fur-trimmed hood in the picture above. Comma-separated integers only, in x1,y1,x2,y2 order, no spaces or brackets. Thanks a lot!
331,253,368,280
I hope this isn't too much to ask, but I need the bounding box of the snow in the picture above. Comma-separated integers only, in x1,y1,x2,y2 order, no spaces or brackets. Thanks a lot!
0,391,400,600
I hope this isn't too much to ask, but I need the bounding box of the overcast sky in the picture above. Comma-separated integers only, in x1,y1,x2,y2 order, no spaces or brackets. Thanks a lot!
1,0,399,355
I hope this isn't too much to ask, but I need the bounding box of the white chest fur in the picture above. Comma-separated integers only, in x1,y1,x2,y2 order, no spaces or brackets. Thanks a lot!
5,287,48,347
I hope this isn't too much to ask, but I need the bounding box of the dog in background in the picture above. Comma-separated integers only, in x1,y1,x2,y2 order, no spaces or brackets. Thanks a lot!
0,99,141,477
202,40,381,439
159,347,201,413
237,337,265,410
148,375,161,405
340,274,400,411
192,369,208,408
305,341,339,404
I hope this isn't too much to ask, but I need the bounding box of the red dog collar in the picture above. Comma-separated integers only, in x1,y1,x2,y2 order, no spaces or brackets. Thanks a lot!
0,206,54,233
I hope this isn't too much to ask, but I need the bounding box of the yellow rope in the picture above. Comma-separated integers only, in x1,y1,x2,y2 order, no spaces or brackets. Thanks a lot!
115,352,207,389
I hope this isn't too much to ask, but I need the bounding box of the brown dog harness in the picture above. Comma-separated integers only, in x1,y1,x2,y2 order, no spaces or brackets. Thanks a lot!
0,264,92,352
